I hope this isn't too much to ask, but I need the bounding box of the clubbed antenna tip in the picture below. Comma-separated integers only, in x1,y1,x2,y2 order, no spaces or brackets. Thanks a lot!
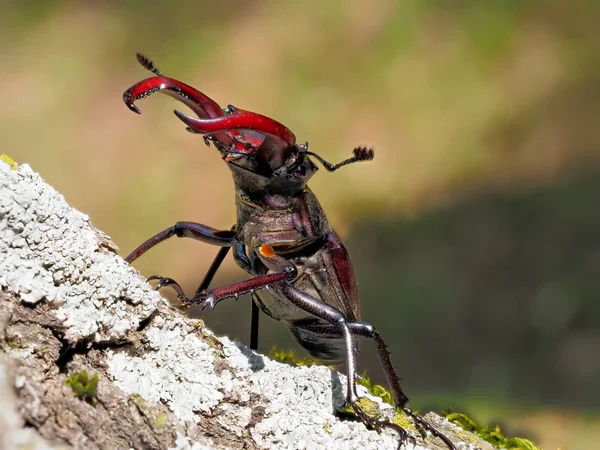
306,146,375,172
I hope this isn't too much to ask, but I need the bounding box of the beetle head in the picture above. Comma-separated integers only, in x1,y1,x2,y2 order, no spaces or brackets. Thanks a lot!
173,107,319,196
123,54,318,196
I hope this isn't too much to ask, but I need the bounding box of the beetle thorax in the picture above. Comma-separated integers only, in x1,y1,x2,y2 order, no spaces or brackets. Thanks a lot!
226,154,317,197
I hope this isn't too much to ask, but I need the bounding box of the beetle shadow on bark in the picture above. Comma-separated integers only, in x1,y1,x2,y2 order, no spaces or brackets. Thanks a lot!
329,370,347,413
233,341,266,372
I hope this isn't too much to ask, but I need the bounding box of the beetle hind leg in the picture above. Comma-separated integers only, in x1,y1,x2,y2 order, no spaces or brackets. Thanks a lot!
349,323,458,450
278,293,457,450
279,285,413,447
338,323,410,448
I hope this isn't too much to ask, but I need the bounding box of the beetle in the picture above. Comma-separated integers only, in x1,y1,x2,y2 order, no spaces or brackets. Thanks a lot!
123,53,456,449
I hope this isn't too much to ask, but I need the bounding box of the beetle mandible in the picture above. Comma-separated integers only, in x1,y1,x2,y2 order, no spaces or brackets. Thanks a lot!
123,53,456,450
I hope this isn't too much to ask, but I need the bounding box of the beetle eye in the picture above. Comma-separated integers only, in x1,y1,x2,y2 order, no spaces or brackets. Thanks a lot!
294,164,306,177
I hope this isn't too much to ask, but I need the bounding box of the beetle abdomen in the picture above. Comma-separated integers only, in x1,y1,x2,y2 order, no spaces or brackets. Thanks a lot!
290,325,345,365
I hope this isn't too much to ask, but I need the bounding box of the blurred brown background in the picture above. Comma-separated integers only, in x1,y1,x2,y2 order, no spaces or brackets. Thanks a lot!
2,1,599,449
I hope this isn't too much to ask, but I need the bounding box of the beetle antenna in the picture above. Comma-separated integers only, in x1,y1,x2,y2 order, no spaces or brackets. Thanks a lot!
307,146,374,172
136,53,163,76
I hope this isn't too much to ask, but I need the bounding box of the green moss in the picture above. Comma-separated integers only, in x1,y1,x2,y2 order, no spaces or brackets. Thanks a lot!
131,394,168,427
66,370,99,405
505,437,540,450
357,372,540,449
445,410,540,450
0,154,18,170
270,354,540,448
155,411,167,427
356,371,394,406
202,330,225,357
344,396,383,419
354,372,415,430
392,412,413,430
268,347,321,367
322,418,332,434
131,393,147,411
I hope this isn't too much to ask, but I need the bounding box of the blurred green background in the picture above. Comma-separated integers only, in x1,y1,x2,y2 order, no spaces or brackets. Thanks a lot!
2,1,599,448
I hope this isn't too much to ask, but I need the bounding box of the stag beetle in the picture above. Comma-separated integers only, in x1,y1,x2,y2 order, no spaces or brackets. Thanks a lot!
123,53,456,449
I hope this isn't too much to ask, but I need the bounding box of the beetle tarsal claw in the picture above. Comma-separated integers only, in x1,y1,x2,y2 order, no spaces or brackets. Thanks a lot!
349,401,409,447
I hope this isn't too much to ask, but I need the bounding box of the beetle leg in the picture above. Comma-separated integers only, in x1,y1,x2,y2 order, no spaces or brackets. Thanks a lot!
149,269,293,309
152,243,298,309
147,268,296,310
230,244,262,351
297,322,457,450
348,323,456,448
192,226,241,295
193,242,299,310
142,241,265,350
147,275,188,300
278,285,410,448
194,268,296,309
125,222,237,264
250,297,260,351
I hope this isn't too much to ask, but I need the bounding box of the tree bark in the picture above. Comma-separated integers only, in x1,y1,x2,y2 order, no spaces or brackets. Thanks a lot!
0,160,492,450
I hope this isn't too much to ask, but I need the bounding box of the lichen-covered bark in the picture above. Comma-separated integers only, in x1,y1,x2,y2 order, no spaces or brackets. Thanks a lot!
0,160,493,450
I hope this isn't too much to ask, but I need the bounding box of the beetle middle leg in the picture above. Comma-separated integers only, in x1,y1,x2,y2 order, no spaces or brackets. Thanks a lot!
153,251,297,309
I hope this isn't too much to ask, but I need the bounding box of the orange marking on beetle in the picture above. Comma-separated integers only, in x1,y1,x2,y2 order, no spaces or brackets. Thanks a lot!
259,245,275,258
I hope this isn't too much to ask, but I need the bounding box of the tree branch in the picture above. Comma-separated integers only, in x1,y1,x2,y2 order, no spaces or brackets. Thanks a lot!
0,159,491,450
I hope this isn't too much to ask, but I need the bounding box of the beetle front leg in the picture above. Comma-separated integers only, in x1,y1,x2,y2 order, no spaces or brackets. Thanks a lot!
128,223,237,306
348,323,456,449
125,221,237,263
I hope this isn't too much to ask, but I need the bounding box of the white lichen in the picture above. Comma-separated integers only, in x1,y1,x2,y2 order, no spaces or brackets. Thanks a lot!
108,320,402,449
0,161,160,343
